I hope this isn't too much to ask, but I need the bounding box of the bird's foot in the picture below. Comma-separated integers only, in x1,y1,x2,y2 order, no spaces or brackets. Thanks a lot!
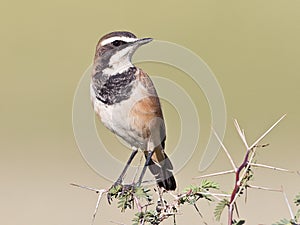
107,182,136,204
107,181,122,204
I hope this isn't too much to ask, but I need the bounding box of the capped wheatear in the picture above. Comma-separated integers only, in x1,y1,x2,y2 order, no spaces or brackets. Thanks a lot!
90,31,176,191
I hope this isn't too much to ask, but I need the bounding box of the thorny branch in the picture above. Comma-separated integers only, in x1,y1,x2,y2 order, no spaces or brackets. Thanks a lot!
206,115,292,225
72,114,300,225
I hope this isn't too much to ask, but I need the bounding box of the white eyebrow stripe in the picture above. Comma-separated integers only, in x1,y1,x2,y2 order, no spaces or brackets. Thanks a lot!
100,36,137,46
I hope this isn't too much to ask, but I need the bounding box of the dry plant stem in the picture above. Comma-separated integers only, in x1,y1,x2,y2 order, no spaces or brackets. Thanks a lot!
194,169,235,179
228,147,252,225
282,187,295,220
247,184,282,192
233,119,249,149
175,191,230,202
70,183,107,225
133,195,143,212
193,203,210,225
249,114,286,150
197,192,230,201
213,128,237,170
110,221,127,225
249,163,293,173
193,203,203,217
228,115,286,225
92,191,105,224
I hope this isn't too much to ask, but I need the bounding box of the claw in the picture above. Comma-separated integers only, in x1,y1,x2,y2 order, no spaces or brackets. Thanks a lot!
107,182,123,204
107,192,113,204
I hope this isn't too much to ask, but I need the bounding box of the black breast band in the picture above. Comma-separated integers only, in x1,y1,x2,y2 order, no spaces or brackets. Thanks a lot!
93,67,137,105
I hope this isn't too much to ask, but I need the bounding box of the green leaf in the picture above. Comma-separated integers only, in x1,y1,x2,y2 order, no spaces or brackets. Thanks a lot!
200,179,220,190
272,218,292,225
117,193,133,212
134,187,152,202
214,199,229,221
183,184,200,193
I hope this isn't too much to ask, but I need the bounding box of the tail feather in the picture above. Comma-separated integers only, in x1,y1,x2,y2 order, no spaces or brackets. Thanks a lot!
145,151,177,191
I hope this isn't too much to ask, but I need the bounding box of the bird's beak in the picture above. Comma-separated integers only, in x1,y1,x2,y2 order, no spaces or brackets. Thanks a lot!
134,37,153,46
126,38,153,59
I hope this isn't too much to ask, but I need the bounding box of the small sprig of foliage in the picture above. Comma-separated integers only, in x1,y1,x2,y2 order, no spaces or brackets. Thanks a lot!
108,184,152,212
116,180,221,225
178,180,220,205
214,199,229,221
132,210,159,225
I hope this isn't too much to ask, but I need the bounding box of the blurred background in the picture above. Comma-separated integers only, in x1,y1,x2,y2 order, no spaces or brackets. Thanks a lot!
1,0,299,224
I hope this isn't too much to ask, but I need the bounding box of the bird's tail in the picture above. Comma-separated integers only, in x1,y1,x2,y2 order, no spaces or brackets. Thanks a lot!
144,147,176,191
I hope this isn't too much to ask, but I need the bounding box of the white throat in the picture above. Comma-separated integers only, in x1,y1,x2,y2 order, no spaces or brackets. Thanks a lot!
102,46,134,75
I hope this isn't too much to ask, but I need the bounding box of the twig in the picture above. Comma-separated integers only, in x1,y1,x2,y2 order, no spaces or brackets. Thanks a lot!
247,184,282,192
197,191,230,201
141,202,154,210
228,147,252,225
194,170,235,179
92,190,107,224
70,183,105,193
237,147,256,189
229,146,257,220
213,129,237,170
227,114,286,225
133,195,143,212
234,202,240,219
249,163,293,173
234,119,249,150
193,203,203,217
70,183,107,225
110,221,127,225
282,187,295,220
249,114,286,150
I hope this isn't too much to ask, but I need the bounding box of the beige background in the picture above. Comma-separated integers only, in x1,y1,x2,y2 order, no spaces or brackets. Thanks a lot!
1,0,300,224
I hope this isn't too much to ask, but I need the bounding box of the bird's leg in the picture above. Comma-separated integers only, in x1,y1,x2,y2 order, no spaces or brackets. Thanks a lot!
107,147,138,203
137,150,154,186
115,147,138,184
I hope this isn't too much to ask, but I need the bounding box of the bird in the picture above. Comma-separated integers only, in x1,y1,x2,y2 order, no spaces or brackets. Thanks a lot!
90,31,176,192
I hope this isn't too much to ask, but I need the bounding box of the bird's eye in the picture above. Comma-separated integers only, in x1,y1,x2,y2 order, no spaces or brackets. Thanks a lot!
112,40,126,47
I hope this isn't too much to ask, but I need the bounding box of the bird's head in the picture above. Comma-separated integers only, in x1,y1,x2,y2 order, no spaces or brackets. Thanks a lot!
94,31,152,75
